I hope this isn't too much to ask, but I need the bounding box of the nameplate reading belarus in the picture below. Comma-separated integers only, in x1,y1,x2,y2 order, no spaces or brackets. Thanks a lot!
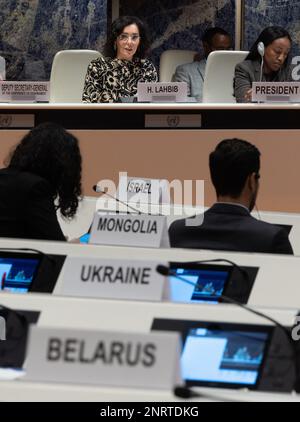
24,327,182,390
60,257,166,301
137,82,187,102
252,82,300,102
89,213,168,248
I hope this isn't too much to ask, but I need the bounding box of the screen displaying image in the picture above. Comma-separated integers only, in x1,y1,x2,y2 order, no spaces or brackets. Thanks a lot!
169,265,230,304
181,328,269,387
0,256,40,293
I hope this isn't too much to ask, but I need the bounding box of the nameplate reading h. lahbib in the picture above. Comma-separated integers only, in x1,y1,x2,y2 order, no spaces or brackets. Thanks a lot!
137,82,187,102
89,212,169,248
60,257,166,301
24,327,182,390
252,82,300,102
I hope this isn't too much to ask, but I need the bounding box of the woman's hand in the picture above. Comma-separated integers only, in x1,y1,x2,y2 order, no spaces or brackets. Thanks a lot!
244,88,253,102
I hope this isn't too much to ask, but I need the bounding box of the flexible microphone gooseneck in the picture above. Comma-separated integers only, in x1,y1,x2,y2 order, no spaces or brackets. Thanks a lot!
93,184,163,216
257,41,265,83
156,262,300,396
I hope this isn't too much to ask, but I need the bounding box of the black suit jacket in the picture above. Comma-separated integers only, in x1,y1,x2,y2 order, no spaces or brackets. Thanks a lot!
0,168,65,241
169,203,293,255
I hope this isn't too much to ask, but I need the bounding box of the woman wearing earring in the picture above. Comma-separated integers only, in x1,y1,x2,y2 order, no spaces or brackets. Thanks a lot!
234,26,292,103
82,16,158,103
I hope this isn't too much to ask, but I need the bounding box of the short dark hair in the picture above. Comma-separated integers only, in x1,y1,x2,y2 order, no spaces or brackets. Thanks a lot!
209,139,260,197
202,27,231,44
104,15,150,59
7,122,82,218
247,26,292,65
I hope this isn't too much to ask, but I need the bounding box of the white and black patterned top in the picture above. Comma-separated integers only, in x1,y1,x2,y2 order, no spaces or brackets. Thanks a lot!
82,56,158,103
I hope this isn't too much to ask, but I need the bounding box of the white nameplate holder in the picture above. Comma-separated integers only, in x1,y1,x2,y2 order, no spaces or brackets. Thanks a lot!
0,316,5,340
252,82,300,103
59,257,166,301
117,175,171,205
137,82,187,102
89,212,169,248
24,327,182,390
0,81,50,102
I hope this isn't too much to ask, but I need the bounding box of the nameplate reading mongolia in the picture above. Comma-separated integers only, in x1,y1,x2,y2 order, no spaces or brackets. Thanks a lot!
24,327,182,390
0,81,50,102
137,82,187,102
89,212,169,248
60,257,166,301
252,82,300,102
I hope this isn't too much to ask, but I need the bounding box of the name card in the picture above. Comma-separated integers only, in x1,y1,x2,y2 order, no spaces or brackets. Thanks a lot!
0,81,50,102
89,212,169,248
252,82,300,102
137,82,187,102
60,257,166,301
24,327,182,390
117,175,170,205
0,316,5,340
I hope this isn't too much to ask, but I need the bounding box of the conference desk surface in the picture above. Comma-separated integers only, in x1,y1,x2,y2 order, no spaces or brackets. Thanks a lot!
1,102,300,129
0,379,299,402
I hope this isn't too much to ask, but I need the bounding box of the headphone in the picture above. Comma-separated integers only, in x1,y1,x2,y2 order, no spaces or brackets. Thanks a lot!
257,41,265,57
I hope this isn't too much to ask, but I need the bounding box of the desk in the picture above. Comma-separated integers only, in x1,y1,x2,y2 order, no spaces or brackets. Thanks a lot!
0,237,300,308
0,103,300,211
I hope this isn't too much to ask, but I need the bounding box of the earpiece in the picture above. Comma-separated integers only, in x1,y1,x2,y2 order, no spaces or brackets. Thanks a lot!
257,41,265,57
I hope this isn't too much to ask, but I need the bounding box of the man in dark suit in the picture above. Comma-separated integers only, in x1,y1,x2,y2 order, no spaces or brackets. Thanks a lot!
169,138,293,254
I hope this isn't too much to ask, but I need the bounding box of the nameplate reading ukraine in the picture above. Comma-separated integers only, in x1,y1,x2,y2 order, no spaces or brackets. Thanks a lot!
60,257,166,301
137,82,187,102
24,327,182,390
252,82,300,102
89,213,168,248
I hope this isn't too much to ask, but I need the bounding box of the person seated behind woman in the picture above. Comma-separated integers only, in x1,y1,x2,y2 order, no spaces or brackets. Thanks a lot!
82,15,158,103
234,26,292,103
0,122,82,241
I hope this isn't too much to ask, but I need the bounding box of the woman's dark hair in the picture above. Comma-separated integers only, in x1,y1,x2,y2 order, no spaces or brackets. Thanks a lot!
209,138,260,197
7,122,82,219
104,15,151,59
246,26,292,66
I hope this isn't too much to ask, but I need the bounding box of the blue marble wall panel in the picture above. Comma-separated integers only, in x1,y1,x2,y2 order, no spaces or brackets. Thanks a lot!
243,0,300,56
120,0,236,70
0,0,108,80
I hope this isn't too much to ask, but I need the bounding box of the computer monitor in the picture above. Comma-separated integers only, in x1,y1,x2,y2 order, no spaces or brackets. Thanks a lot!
0,251,66,294
168,262,258,304
152,319,273,390
0,252,41,293
168,263,232,304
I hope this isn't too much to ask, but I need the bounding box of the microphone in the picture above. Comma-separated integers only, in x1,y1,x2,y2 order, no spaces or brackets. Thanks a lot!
257,41,265,83
157,262,300,394
93,184,142,214
93,184,163,216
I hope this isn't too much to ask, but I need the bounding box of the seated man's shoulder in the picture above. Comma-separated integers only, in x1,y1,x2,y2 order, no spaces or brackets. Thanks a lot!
176,60,204,73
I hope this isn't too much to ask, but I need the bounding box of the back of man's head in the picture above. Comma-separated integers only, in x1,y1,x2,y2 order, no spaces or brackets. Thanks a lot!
202,27,230,45
209,139,260,198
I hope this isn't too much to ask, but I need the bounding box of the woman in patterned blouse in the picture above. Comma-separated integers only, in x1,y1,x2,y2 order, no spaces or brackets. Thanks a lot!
82,16,158,103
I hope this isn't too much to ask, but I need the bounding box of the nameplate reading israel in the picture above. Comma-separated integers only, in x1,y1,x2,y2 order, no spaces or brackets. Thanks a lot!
0,81,50,102
89,212,168,248
24,327,182,390
252,82,300,102
137,82,187,102
61,257,166,301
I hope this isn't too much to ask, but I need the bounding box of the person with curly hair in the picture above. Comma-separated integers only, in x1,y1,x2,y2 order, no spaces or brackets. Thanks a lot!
82,15,157,103
0,122,82,240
